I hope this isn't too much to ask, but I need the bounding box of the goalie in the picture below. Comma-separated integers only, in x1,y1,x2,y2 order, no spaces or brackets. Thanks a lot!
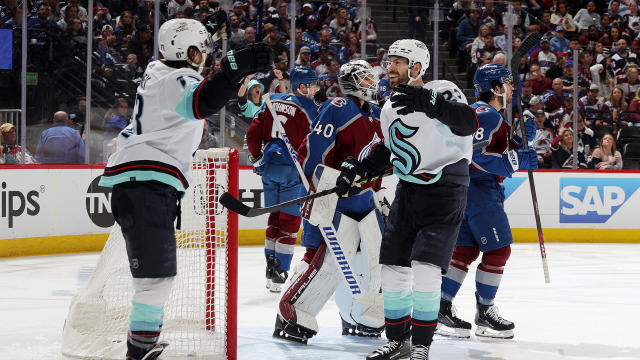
273,60,388,344
96,14,272,360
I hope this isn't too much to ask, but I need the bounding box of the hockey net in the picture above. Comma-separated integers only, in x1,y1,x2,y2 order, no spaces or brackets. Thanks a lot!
61,148,239,360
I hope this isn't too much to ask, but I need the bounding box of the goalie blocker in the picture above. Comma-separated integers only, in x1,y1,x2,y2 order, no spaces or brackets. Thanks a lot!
273,165,386,344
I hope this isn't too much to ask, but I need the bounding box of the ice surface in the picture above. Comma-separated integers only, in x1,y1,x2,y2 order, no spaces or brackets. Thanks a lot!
1,243,639,360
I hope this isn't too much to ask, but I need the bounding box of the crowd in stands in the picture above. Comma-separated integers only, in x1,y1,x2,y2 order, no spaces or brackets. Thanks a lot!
448,0,640,169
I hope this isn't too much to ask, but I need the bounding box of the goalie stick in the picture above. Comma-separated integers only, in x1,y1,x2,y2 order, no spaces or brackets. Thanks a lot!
220,168,392,217
510,32,551,283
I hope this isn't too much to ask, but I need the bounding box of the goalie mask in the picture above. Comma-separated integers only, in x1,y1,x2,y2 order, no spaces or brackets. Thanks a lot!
158,18,213,71
387,39,430,83
338,60,379,103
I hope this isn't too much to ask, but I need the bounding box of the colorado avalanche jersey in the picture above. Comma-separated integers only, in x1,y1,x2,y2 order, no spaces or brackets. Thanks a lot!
470,101,518,183
380,87,473,185
246,93,319,164
299,97,382,187
99,61,204,192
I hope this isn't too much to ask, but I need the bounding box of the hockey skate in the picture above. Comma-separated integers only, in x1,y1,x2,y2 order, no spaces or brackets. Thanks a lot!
272,314,317,344
474,292,515,339
340,316,384,338
366,339,410,360
126,341,169,360
436,298,471,338
268,256,288,293
410,344,430,360
265,254,275,289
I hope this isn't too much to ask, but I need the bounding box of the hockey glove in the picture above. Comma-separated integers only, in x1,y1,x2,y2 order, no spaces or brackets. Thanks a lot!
523,116,536,142
221,43,273,85
248,153,265,175
503,149,538,174
203,10,229,41
391,84,442,118
336,157,365,197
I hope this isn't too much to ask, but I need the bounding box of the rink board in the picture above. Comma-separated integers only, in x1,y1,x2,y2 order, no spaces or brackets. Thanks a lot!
1,165,640,256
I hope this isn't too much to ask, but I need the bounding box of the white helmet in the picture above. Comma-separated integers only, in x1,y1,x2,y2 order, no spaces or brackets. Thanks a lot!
424,80,468,105
388,39,430,83
338,60,379,103
158,19,212,66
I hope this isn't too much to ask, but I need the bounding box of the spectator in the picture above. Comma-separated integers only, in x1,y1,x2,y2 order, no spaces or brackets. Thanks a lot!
606,86,629,124
330,6,353,41
232,25,255,49
601,26,623,49
168,0,194,19
618,64,640,103
521,81,534,108
551,128,588,168
537,10,554,35
493,25,512,53
608,0,625,26
589,133,623,169
545,51,568,80
57,4,79,31
579,84,611,126
543,77,568,112
295,46,312,66
60,0,87,19
311,45,331,75
550,2,576,34
623,1,640,38
480,0,502,32
194,0,214,15
0,123,36,164
104,98,130,136
310,28,338,62
590,56,616,98
264,56,289,93
296,3,316,31
263,23,287,59
456,8,484,73
318,58,342,98
113,10,136,51
626,86,640,124
285,26,303,55
611,38,639,75
407,0,427,43
503,0,530,36
470,24,490,65
530,36,557,75
302,14,320,46
129,24,154,66
476,34,498,67
35,111,85,164
125,53,144,79
561,60,586,92
198,121,217,150
27,3,60,43
550,26,570,54
528,64,552,95
574,1,601,33
237,74,264,119
529,109,555,168
338,31,361,64
62,17,88,52
371,47,388,81
356,15,378,43
317,0,339,26
68,97,86,128
228,14,245,48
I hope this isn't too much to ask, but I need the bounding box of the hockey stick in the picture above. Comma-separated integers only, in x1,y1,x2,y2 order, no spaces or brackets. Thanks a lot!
510,32,551,284
220,168,392,217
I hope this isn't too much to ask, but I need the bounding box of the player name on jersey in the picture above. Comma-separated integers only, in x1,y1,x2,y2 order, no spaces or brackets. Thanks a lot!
272,102,297,117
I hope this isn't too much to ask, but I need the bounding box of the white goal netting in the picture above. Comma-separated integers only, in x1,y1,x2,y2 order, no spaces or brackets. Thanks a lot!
61,148,239,360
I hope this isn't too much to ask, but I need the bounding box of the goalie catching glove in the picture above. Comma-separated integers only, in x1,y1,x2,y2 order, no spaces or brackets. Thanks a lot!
221,42,273,84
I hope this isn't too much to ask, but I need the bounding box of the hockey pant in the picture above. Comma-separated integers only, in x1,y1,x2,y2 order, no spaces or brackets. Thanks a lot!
278,209,384,336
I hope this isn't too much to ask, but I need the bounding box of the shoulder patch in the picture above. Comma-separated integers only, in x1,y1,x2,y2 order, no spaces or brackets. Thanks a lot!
475,106,490,113
331,98,347,107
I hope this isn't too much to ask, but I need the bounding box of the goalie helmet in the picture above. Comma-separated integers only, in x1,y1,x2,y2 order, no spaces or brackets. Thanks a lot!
158,19,213,62
424,80,468,105
387,39,430,83
338,60,378,103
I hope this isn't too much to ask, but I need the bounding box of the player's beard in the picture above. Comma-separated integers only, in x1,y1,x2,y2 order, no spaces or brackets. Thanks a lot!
388,70,408,88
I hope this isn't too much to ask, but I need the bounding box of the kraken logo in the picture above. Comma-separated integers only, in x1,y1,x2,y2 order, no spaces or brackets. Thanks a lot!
389,118,420,175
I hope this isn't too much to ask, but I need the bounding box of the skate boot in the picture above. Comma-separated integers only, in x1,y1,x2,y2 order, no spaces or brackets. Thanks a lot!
410,344,430,360
126,341,169,360
340,316,384,337
272,314,317,344
436,298,471,338
474,292,515,339
366,339,410,360
265,254,276,289
269,256,288,293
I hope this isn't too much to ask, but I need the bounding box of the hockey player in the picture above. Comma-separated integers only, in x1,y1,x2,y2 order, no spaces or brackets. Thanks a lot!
245,66,321,292
336,39,478,360
437,63,538,340
273,59,387,344
97,17,272,360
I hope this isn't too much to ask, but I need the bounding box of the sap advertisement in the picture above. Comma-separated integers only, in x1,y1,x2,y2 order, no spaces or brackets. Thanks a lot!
1,167,639,243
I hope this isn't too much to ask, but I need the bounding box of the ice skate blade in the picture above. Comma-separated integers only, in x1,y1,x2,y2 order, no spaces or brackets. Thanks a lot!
475,326,514,339
435,323,471,338
272,328,309,344
269,282,283,292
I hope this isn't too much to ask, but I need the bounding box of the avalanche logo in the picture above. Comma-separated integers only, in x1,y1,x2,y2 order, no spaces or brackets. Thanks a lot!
559,178,640,223
389,119,420,175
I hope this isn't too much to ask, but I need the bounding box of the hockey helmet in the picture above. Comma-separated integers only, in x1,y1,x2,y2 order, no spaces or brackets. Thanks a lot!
158,19,213,62
424,80,468,105
387,39,430,83
290,66,319,90
473,63,512,94
338,60,378,103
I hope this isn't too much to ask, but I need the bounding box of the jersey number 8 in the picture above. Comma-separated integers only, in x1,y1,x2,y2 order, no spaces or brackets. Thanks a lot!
474,127,484,141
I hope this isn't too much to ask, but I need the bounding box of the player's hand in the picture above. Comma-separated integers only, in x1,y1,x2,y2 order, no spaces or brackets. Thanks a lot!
522,115,536,142
248,153,264,175
203,10,228,38
503,149,538,173
391,84,441,118
221,43,273,84
336,157,365,197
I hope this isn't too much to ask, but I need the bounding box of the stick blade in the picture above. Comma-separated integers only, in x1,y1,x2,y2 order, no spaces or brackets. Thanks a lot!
510,33,542,70
219,192,251,216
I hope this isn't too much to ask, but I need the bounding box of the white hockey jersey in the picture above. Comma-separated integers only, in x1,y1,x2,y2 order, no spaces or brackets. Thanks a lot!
380,82,473,185
99,61,205,192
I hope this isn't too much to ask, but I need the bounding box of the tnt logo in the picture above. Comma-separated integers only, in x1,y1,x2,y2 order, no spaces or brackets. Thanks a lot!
559,178,640,223
85,176,114,228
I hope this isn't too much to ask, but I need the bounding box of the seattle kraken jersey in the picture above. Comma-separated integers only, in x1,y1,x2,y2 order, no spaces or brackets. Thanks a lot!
99,61,204,192
299,97,382,188
469,101,518,182
246,93,319,164
380,86,473,185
